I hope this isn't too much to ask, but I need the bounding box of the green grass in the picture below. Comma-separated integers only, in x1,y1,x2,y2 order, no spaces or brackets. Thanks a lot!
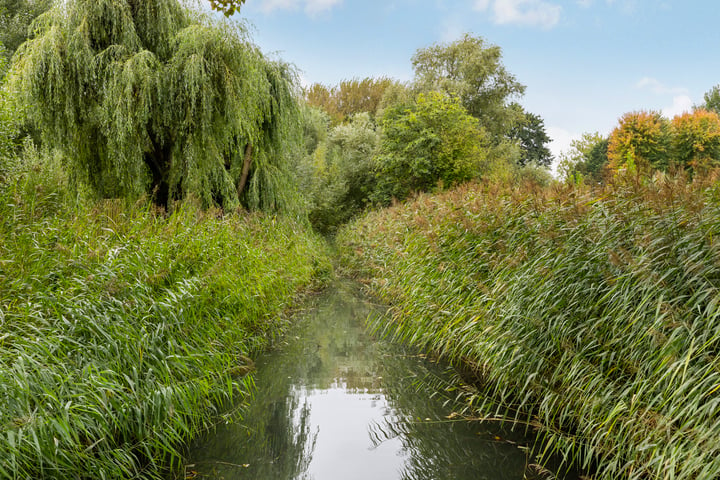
337,175,720,480
0,170,331,479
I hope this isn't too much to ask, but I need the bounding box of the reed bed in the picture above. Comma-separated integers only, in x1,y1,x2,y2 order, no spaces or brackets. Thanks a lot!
0,180,331,479
337,176,720,479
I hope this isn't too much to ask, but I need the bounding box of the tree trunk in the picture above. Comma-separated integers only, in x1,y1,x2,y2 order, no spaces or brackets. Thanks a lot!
237,143,253,199
146,138,172,209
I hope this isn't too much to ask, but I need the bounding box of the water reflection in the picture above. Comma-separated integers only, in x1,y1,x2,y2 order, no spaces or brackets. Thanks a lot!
184,281,564,480
367,353,530,480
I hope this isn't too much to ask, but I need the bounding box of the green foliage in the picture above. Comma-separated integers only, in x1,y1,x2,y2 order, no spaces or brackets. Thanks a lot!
507,105,553,167
0,43,7,79
701,84,720,115
296,109,379,233
0,50,24,179
0,0,53,61
671,109,720,175
0,160,331,479
10,0,302,212
558,132,609,185
605,109,720,179
338,176,720,480
0,55,12,158
412,34,526,139
372,91,489,205
375,81,414,118
208,0,246,16
607,110,671,172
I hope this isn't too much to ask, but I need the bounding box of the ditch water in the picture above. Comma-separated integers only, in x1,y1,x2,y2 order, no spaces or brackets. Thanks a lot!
184,281,572,480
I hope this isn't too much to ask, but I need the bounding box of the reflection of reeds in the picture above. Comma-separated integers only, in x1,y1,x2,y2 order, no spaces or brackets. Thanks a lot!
185,281,383,479
184,390,318,480
368,346,530,480
0,189,329,479
339,175,720,480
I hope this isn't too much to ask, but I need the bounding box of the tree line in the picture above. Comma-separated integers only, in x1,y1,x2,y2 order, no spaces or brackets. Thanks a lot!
561,89,720,184
1,0,556,234
299,33,554,232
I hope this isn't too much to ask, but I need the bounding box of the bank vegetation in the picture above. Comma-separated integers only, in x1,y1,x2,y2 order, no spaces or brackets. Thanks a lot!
338,173,720,480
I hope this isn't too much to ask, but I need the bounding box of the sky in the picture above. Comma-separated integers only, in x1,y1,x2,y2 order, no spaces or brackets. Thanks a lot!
224,0,720,168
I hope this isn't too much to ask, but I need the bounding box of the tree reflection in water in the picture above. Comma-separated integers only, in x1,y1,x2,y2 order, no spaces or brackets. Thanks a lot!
183,375,318,479
367,350,531,480
184,281,383,479
184,282,568,480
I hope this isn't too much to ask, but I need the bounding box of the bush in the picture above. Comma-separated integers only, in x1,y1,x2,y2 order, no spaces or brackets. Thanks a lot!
296,111,379,234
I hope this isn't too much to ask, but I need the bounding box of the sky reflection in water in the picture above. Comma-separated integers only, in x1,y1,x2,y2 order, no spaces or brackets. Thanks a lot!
185,281,538,480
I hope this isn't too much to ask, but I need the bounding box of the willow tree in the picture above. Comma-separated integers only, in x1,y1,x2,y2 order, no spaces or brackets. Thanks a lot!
10,0,300,211
208,0,245,16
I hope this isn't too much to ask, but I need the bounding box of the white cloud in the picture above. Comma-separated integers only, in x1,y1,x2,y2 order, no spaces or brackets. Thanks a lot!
259,0,342,15
578,0,639,14
305,0,342,14
636,77,688,96
662,95,693,119
547,126,579,176
473,0,561,29
635,77,694,118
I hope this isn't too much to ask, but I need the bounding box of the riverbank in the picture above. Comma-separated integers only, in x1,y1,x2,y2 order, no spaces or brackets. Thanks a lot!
0,182,331,479
337,176,720,480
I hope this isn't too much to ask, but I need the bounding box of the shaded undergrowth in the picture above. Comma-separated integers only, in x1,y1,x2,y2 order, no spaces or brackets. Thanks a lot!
337,175,720,480
0,173,331,479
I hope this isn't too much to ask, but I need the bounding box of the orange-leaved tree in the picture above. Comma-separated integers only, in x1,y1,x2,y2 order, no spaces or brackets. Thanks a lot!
305,77,397,124
607,110,671,173
671,109,720,175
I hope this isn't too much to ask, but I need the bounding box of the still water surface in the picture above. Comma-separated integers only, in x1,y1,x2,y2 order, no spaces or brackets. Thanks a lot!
185,281,559,480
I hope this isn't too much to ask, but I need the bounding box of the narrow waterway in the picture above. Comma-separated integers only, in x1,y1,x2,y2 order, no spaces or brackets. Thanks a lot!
184,281,568,480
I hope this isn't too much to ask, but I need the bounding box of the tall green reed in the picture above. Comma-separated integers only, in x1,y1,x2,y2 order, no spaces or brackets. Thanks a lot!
0,167,331,479
338,175,720,480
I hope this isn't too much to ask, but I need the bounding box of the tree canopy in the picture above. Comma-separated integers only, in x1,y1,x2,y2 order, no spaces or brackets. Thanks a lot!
701,84,720,115
607,110,671,173
0,0,53,62
305,77,398,124
412,34,526,139
11,0,301,212
373,91,488,204
558,132,608,184
605,109,720,177
508,105,553,167
208,0,246,16
671,109,720,174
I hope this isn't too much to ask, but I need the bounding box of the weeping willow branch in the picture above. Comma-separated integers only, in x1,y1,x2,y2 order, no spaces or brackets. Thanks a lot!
9,0,302,213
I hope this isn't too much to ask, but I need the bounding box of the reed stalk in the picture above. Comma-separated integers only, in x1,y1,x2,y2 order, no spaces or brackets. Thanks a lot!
0,174,331,479
338,175,720,479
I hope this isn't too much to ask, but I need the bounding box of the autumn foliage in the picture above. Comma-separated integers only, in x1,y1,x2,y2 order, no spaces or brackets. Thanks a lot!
607,109,720,176
607,110,671,172
305,77,397,124
671,109,720,174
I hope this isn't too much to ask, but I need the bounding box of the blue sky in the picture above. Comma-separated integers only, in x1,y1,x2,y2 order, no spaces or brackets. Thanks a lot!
228,0,720,165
